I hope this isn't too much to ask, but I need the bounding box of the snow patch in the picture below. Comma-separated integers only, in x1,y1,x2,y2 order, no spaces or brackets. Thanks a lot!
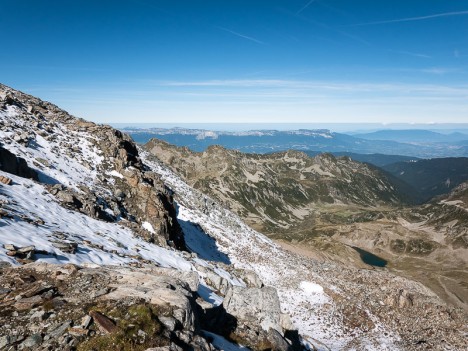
109,170,124,179
300,281,324,294
142,221,155,234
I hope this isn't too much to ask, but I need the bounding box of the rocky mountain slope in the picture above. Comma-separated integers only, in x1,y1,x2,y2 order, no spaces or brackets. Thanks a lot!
382,157,468,201
145,138,468,314
0,84,467,350
144,139,412,233
0,84,298,351
304,151,420,168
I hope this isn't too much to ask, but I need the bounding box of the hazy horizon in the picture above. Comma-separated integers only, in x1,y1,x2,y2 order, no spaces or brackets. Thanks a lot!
111,122,468,134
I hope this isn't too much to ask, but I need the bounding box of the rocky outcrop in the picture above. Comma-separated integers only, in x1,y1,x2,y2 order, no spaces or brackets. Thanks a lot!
224,286,284,333
0,263,214,351
197,283,300,351
0,262,305,351
0,144,38,181
0,84,185,250
220,286,299,351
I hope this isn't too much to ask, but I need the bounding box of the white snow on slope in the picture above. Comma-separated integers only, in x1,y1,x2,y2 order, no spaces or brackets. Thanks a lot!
202,331,249,351
300,281,325,295
0,106,103,190
0,171,191,271
0,104,246,311
142,221,155,234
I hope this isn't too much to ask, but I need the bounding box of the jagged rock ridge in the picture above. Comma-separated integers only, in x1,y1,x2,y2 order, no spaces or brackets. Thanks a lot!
0,84,184,249
144,139,412,233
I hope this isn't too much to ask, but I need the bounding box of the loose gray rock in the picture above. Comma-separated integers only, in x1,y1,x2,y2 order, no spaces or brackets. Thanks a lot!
21,333,43,348
48,320,72,339
223,285,283,333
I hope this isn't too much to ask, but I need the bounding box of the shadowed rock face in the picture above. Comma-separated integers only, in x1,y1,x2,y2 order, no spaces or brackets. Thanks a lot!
0,144,38,181
0,84,185,250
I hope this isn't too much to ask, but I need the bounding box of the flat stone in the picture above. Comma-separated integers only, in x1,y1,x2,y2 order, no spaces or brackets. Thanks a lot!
22,333,42,348
89,311,118,334
52,242,78,254
17,245,35,254
31,310,47,321
0,288,11,295
0,175,12,185
0,335,10,349
22,282,53,298
81,315,92,329
158,316,177,332
3,244,16,251
0,335,24,348
92,287,109,298
48,320,72,339
68,327,89,336
14,295,43,311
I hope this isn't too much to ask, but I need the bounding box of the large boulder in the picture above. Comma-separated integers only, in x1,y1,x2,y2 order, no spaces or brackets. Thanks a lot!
218,285,301,350
223,286,283,333
0,144,38,180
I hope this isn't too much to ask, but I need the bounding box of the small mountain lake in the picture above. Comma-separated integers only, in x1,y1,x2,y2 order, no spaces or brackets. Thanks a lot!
351,246,388,267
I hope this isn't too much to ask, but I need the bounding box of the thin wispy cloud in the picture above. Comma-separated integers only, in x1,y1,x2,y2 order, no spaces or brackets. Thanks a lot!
336,29,371,46
420,67,457,75
296,0,316,15
389,50,431,59
159,79,468,96
294,12,371,46
350,10,468,26
216,26,265,45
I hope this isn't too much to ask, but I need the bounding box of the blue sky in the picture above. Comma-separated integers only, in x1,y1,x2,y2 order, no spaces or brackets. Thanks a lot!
1,0,468,123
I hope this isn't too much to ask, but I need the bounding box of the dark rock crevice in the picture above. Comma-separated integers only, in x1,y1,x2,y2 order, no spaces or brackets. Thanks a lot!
0,144,38,181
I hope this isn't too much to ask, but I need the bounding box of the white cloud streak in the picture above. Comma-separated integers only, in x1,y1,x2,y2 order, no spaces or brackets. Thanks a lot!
216,26,265,45
389,50,431,59
160,79,468,96
296,0,316,15
351,10,468,26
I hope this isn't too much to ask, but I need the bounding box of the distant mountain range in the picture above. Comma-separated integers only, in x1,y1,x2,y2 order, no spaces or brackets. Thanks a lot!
126,127,468,158
353,129,468,143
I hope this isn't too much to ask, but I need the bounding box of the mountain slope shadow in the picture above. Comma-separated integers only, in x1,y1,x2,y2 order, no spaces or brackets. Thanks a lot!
178,218,231,264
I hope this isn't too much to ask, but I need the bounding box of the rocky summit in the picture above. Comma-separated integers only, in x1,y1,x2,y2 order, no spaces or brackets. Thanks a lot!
0,83,467,351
